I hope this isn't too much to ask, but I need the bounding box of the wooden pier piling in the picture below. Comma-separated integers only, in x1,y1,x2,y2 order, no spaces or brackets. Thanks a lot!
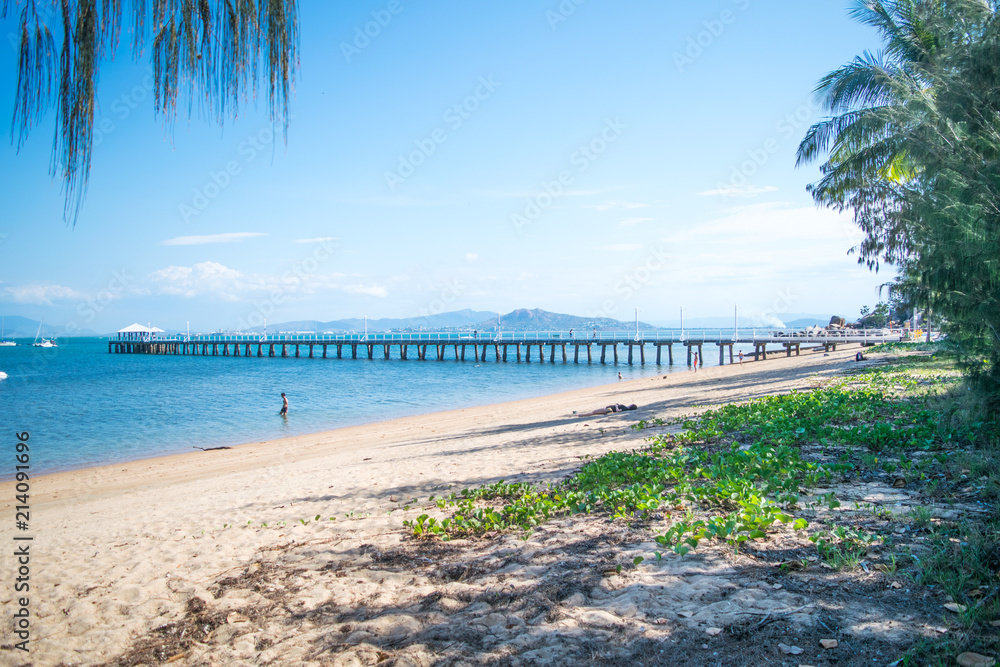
108,331,893,371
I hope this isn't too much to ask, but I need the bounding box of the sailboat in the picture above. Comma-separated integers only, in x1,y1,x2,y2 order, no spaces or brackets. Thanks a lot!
32,321,57,348
0,318,15,346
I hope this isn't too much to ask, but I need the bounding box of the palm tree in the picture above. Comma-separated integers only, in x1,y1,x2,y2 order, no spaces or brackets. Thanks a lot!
3,0,299,222
798,0,1000,409
795,0,956,269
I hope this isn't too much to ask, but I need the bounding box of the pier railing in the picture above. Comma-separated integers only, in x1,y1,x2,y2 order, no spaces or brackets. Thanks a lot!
122,329,905,345
109,328,909,365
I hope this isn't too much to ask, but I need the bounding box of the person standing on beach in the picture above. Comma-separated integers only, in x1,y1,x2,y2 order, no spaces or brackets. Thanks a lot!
280,392,288,416
618,371,622,381
738,350,744,364
693,352,699,372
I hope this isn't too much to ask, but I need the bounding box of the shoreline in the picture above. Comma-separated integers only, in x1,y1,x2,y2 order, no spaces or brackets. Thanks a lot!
0,345,867,666
2,345,859,507
0,337,739,483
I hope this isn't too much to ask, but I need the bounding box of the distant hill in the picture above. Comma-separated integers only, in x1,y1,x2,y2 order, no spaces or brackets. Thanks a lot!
243,309,499,333
479,308,657,332
245,308,656,334
0,316,99,338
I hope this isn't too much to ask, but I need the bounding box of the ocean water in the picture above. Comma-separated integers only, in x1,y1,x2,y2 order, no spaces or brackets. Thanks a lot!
0,336,750,478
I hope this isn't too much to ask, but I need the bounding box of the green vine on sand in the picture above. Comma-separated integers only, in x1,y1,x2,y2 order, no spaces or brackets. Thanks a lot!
405,354,984,557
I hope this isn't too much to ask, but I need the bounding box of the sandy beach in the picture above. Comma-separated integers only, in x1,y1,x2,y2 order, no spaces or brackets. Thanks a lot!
2,346,908,666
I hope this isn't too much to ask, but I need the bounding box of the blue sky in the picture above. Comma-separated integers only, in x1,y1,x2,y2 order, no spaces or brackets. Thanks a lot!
0,1,893,333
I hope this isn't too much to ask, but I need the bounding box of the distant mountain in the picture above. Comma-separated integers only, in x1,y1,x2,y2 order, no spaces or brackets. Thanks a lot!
244,308,657,334
0,316,99,338
480,308,657,332
242,309,499,333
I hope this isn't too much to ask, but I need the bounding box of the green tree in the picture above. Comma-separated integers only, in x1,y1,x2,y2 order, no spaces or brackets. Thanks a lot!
3,0,299,221
859,302,890,328
797,0,1000,410
886,284,913,324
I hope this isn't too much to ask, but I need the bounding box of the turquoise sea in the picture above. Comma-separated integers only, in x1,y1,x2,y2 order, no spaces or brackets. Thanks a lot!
0,336,749,479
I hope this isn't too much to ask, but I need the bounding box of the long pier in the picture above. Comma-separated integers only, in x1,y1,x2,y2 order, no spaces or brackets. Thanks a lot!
107,330,903,366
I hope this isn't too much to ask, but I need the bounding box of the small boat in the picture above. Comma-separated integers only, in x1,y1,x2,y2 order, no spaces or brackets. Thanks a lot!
0,318,15,346
0,371,7,380
32,321,57,348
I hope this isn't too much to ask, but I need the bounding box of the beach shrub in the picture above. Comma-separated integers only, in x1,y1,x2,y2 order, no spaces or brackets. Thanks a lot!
405,354,992,562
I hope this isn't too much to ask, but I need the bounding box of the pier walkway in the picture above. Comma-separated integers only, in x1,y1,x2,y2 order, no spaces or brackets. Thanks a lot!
107,330,903,366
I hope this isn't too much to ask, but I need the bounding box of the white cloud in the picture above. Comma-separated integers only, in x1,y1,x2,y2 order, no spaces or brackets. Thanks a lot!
150,265,193,283
699,185,779,197
160,232,266,246
604,243,643,252
149,261,251,300
343,284,388,297
464,252,479,263
0,283,84,304
618,217,654,226
148,261,355,300
652,203,876,287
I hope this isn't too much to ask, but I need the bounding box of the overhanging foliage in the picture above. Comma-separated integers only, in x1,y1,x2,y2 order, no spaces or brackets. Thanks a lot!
3,0,298,222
